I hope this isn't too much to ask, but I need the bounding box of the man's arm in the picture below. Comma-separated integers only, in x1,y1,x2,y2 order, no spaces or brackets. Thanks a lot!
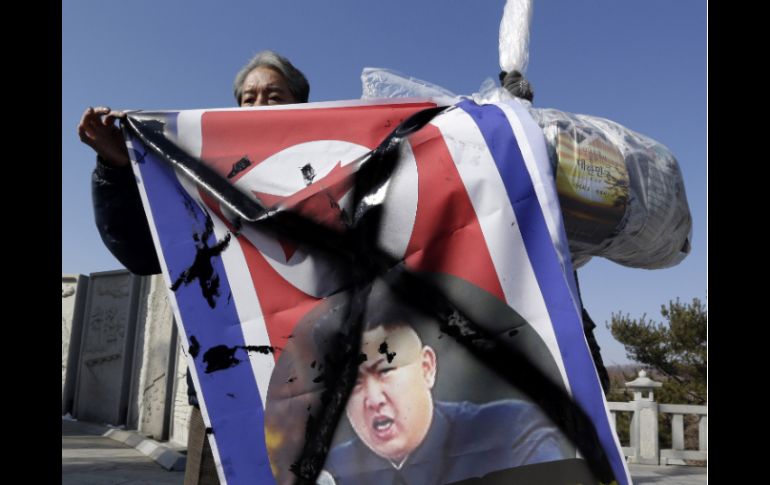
92,158,161,275
80,106,161,275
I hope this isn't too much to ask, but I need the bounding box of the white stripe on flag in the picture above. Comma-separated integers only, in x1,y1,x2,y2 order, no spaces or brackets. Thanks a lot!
496,100,580,312
176,109,205,158
431,107,571,389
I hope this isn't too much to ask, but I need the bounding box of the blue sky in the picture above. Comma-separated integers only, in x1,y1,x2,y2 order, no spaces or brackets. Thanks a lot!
62,0,706,366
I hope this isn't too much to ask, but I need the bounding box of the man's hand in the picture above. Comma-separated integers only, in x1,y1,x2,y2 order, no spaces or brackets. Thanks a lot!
500,71,534,102
78,106,130,168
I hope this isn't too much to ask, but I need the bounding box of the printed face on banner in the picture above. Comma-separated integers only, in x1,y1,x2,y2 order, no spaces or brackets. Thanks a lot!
346,324,437,463
264,279,577,485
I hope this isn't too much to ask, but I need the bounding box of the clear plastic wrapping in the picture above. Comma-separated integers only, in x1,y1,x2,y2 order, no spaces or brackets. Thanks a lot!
498,0,533,74
361,68,692,269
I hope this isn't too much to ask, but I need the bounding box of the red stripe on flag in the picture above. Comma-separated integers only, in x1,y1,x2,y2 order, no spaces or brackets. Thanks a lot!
404,125,505,301
239,240,322,361
200,103,435,181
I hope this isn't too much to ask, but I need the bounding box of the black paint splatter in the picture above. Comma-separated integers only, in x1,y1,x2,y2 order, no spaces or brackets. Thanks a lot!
287,377,296,383
508,329,519,337
243,345,279,355
227,156,252,179
310,360,316,368
201,344,279,374
226,393,236,398
205,427,214,435
230,216,244,237
189,336,201,359
300,163,316,185
178,187,199,216
378,341,396,363
142,119,166,135
170,214,231,309
203,345,240,374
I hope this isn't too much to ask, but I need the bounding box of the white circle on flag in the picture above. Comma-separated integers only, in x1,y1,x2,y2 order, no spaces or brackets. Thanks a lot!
228,140,418,298
234,140,368,196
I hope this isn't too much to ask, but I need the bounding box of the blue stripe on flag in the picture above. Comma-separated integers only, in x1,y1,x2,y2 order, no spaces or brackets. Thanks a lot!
132,130,275,485
457,100,627,485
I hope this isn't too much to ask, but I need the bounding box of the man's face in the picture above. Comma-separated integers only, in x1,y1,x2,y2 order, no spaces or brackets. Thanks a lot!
346,324,437,463
239,66,296,107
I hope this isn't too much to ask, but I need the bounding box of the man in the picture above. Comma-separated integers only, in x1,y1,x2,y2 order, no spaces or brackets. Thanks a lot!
79,50,309,276
77,50,310,485
321,309,571,485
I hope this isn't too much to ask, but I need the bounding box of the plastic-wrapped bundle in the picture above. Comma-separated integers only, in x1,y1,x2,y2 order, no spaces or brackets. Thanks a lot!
361,68,692,270
530,108,691,269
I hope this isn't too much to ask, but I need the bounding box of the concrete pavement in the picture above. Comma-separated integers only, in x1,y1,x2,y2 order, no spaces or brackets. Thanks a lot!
627,463,707,485
62,419,184,485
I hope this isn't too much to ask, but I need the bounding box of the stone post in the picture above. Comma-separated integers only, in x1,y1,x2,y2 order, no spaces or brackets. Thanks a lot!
698,415,708,452
62,274,89,415
169,335,191,447
73,270,142,425
126,274,179,440
626,370,662,465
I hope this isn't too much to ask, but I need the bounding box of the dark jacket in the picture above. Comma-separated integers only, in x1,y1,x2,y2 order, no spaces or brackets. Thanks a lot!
92,159,161,275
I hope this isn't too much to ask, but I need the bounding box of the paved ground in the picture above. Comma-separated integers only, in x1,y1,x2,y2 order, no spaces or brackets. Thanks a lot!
627,463,707,485
62,420,184,485
63,419,706,484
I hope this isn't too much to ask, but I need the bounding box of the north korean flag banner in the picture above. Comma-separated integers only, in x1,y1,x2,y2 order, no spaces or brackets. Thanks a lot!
125,98,631,485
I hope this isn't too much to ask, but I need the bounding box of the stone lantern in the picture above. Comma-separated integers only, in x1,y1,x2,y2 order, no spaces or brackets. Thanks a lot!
626,369,663,464
626,369,662,401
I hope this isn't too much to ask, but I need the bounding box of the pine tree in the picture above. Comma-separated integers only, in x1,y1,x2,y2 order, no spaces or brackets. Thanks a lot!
608,298,707,405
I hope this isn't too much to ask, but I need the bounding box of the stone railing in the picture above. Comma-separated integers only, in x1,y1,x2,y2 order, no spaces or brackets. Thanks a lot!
63,271,707,463
607,370,707,466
